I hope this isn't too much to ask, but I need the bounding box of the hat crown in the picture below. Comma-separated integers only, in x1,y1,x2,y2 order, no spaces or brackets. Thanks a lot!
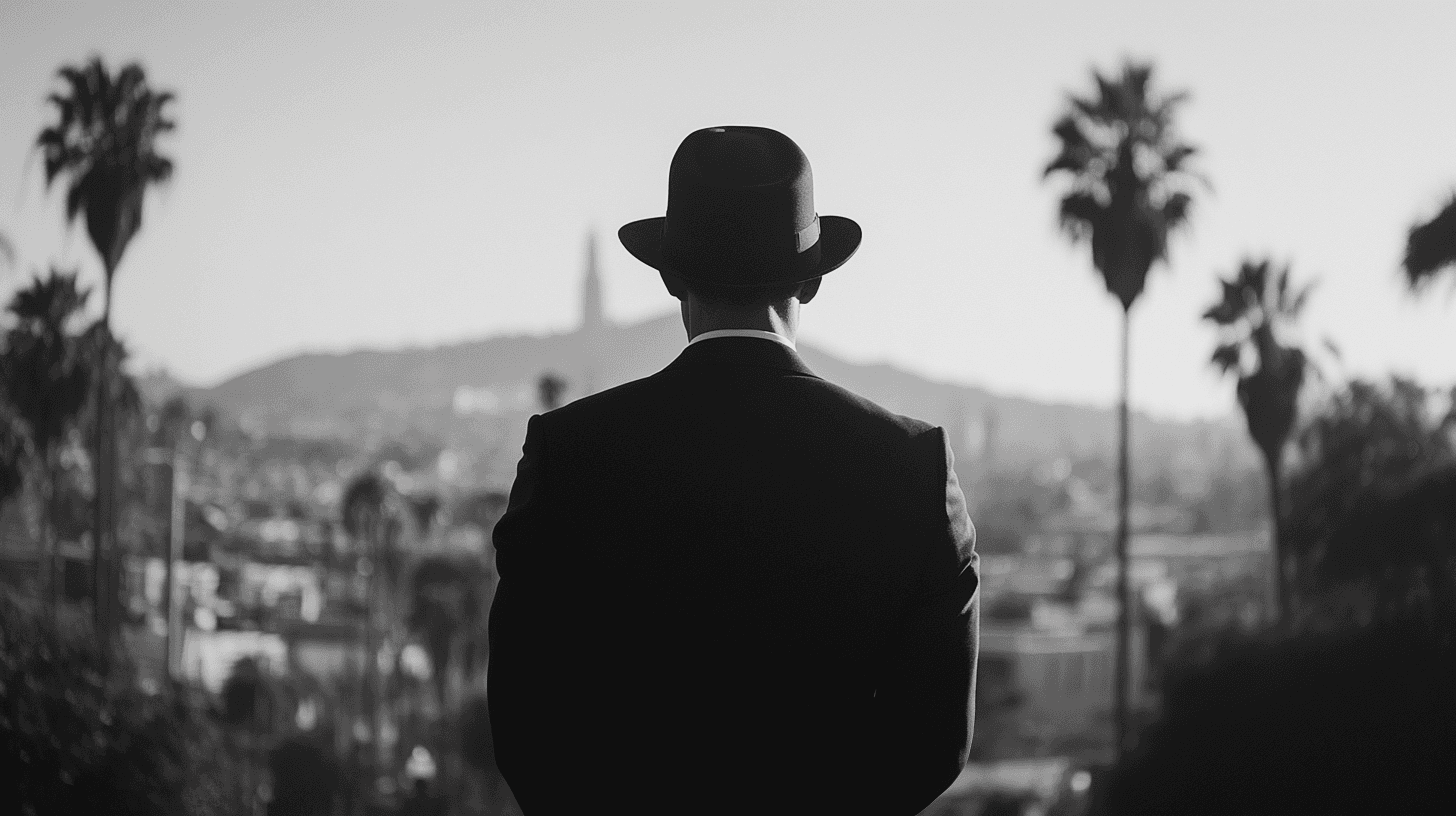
687,128,804,190
662,127,818,278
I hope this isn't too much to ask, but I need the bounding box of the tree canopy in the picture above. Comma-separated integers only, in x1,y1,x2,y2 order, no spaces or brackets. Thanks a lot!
35,57,175,284
1045,61,1202,311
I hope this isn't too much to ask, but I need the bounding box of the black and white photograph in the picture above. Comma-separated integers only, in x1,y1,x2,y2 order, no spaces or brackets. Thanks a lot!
1,3,1454,814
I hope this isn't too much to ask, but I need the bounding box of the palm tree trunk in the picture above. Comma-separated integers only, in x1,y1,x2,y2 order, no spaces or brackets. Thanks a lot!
1266,454,1285,622
92,279,112,651
44,449,59,621
1113,307,1133,759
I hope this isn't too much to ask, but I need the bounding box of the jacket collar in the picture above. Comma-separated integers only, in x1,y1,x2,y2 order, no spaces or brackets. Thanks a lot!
665,335,818,378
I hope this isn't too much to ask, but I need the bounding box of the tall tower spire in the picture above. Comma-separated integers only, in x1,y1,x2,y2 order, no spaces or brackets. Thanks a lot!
581,231,604,333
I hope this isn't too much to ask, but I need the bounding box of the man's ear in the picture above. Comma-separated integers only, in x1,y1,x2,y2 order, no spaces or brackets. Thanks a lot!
659,271,688,300
797,277,823,305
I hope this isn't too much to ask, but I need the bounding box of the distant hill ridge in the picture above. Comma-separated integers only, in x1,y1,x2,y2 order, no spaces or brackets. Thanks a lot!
171,312,1254,485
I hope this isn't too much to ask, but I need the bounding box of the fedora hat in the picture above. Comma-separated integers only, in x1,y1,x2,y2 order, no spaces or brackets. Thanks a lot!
619,126,861,289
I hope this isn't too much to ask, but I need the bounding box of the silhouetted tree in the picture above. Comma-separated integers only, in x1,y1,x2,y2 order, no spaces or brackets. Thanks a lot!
342,471,392,558
409,555,485,709
1204,259,1315,619
1107,620,1456,815
0,407,29,504
35,56,176,643
1,269,94,609
1045,59,1201,755
340,469,398,776
0,588,248,815
1286,377,1456,628
537,371,567,411
408,492,441,537
221,656,268,727
1404,193,1456,291
268,735,341,816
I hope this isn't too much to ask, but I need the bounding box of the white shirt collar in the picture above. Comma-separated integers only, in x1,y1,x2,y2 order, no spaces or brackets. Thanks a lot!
687,328,797,351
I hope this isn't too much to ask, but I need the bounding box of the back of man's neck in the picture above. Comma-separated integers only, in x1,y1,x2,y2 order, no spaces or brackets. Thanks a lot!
682,301,799,344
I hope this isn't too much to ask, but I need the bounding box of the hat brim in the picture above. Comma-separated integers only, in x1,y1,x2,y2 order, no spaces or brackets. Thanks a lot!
618,215,862,288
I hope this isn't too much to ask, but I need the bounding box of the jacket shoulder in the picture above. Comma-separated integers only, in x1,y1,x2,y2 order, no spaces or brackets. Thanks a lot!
531,373,661,427
802,376,940,442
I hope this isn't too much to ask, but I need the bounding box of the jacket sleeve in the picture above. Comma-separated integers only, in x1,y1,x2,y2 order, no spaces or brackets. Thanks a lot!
486,414,563,810
870,426,980,815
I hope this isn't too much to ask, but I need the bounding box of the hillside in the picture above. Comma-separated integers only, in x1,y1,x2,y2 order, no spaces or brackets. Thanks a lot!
180,313,1255,487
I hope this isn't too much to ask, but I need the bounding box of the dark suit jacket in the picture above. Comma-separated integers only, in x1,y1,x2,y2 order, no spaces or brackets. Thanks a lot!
488,336,979,815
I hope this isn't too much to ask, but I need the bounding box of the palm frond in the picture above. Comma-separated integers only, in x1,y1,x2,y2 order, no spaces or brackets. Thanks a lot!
1288,278,1317,317
1403,193,1456,289
147,155,174,183
7,267,90,329
1057,192,1104,243
1163,144,1197,173
56,65,90,104
1160,191,1193,234
1211,342,1242,374
1045,116,1099,177
1203,278,1246,326
36,57,178,265
1045,58,1199,302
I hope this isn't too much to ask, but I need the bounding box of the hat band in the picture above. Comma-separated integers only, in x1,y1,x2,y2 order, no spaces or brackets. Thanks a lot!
665,215,820,255
795,216,821,253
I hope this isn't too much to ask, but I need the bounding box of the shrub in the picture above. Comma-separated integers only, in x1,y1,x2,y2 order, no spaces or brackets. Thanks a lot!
1106,618,1456,815
0,590,248,816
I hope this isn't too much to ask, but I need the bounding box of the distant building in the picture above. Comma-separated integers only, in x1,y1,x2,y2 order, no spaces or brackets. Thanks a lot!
581,230,605,336
578,230,607,396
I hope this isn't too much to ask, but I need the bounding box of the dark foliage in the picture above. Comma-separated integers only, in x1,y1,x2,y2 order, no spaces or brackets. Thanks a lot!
409,555,489,706
266,736,340,816
1285,377,1456,626
0,590,245,816
219,657,272,728
1,269,93,455
0,405,31,504
1106,619,1456,815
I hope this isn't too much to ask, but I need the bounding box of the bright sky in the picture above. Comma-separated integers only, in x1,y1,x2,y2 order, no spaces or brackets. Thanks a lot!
1,1,1453,421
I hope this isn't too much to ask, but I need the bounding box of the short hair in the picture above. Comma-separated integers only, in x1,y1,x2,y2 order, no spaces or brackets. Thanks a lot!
665,272,819,308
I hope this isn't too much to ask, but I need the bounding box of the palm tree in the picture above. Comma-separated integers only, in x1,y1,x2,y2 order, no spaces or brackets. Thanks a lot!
1404,193,1456,290
35,56,175,642
409,555,485,711
537,371,568,411
0,407,32,507
1204,258,1314,620
1044,60,1201,756
0,270,94,611
341,470,397,787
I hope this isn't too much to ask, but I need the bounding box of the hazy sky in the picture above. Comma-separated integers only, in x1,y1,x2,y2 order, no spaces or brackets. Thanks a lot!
1,1,1453,420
